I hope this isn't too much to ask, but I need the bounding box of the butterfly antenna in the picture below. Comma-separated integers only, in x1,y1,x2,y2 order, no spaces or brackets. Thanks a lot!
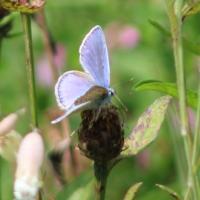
112,76,136,89
114,93,128,112
51,112,69,124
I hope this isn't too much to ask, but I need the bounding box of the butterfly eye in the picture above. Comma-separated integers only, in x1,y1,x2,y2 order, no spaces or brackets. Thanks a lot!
108,88,115,96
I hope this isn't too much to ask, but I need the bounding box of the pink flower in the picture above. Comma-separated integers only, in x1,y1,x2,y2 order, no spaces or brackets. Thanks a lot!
37,44,66,87
118,26,140,49
105,22,140,50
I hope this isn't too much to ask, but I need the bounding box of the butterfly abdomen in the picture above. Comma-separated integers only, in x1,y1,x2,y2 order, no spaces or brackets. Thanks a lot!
74,86,108,106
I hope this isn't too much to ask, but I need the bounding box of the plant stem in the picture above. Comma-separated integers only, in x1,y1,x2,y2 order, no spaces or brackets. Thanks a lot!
94,162,108,200
35,10,58,83
192,69,200,172
165,0,198,199
21,13,38,128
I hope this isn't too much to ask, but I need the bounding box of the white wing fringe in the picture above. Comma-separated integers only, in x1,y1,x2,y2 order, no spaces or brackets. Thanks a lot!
51,111,70,124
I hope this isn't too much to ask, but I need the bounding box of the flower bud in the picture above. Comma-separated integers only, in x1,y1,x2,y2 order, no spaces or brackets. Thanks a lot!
1,0,45,13
14,131,44,200
0,108,25,136
78,105,124,163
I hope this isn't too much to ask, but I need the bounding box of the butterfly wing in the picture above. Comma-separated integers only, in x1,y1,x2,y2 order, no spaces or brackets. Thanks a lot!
51,101,91,124
55,70,96,110
52,71,96,123
79,25,110,88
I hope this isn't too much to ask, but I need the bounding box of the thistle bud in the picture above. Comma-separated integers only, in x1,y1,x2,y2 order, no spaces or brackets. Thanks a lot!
78,105,124,163
1,0,45,13
14,131,44,200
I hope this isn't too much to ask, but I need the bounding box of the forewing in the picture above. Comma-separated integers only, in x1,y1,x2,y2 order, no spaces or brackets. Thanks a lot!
55,70,96,110
79,25,110,88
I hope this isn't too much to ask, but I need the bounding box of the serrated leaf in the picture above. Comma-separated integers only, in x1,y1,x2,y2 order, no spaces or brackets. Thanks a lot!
122,96,171,156
182,2,200,19
56,169,94,200
149,19,200,55
156,184,181,200
123,182,143,200
134,80,197,109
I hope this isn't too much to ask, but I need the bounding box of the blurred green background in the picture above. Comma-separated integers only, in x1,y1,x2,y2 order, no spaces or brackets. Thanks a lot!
1,0,200,199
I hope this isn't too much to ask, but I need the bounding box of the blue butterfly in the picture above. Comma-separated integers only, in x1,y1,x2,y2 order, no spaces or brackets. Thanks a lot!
52,25,114,124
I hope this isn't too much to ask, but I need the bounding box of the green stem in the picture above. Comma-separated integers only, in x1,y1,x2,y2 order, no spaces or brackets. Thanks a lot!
192,70,200,164
94,162,108,200
165,0,198,199
21,14,38,128
0,39,2,58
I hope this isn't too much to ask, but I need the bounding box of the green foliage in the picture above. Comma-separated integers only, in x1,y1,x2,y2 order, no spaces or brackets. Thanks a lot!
0,12,18,28
56,170,94,200
123,182,143,200
134,80,197,108
156,184,181,200
149,19,200,55
182,1,200,20
122,96,171,156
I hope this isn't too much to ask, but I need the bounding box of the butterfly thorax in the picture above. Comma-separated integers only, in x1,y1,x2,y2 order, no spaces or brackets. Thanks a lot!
74,86,114,106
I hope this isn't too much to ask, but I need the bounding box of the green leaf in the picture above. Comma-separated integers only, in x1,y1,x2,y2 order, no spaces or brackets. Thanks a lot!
56,169,94,200
0,12,18,28
6,32,23,38
183,37,200,55
156,184,181,200
182,2,200,19
148,19,170,37
122,96,171,156
149,19,200,55
123,182,143,200
134,80,197,109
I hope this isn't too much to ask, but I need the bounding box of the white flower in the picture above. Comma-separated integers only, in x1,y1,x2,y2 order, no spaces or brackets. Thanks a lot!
14,131,44,200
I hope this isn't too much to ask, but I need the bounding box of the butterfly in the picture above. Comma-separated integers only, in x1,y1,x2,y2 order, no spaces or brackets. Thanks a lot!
51,25,114,124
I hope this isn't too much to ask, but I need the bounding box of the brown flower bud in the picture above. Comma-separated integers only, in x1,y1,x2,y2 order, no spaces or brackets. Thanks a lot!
1,0,45,13
78,105,124,163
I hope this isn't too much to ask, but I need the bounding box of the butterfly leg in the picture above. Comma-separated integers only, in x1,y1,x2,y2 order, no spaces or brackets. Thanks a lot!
88,107,102,130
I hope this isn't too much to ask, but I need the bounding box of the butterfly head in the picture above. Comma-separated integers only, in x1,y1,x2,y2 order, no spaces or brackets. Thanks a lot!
108,88,115,97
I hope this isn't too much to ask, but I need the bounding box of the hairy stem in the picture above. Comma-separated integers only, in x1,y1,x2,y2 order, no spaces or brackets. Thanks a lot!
21,13,38,128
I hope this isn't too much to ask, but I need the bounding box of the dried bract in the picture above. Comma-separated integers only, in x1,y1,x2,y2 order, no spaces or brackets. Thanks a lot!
78,105,124,163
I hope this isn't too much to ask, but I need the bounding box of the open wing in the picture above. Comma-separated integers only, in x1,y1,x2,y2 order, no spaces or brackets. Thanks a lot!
55,70,96,110
52,71,96,124
79,25,110,88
